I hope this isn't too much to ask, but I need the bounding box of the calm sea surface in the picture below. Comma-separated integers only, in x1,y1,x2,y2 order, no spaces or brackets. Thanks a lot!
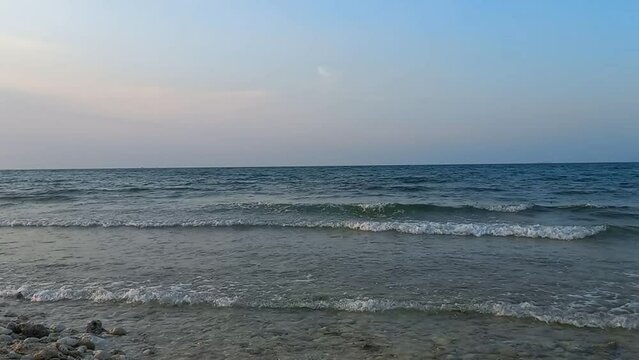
1,164,638,358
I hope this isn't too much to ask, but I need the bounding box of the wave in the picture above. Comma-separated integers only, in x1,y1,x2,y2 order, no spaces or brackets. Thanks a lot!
200,202,537,215
0,186,210,203
0,218,606,240
0,194,75,202
305,221,605,240
1,196,633,218
351,202,535,214
469,203,532,212
1,286,635,330
208,201,636,216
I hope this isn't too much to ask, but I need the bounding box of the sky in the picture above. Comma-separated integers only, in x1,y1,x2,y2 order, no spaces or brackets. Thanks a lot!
0,0,638,169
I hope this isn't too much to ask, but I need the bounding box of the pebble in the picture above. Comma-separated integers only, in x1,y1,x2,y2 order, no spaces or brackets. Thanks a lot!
62,343,84,358
77,335,96,350
80,334,106,349
49,323,65,333
1,318,130,359
17,323,50,338
32,348,59,360
1,334,14,344
57,336,79,347
7,322,19,332
93,349,110,360
86,320,105,335
23,337,40,344
109,327,127,336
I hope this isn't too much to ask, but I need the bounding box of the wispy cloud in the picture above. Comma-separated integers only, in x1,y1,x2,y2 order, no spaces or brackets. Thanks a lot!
0,34,58,51
0,35,276,122
316,65,333,79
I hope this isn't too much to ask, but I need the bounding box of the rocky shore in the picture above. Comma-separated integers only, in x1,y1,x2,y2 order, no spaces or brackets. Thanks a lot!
0,310,141,360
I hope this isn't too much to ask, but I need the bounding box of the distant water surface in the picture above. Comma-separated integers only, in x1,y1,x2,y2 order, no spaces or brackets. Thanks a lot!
1,163,638,358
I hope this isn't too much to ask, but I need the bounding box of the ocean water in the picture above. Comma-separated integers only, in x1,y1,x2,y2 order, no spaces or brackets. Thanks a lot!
1,163,638,358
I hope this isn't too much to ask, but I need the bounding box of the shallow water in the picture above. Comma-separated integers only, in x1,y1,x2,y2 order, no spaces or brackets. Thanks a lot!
4,297,638,359
1,164,638,358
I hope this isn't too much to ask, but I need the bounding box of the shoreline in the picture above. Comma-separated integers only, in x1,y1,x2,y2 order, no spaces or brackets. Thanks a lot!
2,297,635,359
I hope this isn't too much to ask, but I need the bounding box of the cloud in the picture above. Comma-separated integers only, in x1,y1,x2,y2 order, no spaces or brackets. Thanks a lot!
0,34,63,53
0,35,277,122
316,65,333,79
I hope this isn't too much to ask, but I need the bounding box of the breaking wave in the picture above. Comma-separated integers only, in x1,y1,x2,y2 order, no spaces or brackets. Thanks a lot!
1,286,636,330
0,218,606,240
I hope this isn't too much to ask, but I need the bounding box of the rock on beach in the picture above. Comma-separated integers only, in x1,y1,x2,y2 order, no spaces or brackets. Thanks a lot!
1,314,131,360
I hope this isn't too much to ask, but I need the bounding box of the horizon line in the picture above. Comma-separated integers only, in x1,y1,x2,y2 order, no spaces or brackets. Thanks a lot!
1,160,637,171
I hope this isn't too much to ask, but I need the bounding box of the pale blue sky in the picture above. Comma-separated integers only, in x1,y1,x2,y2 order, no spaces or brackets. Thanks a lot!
0,0,637,168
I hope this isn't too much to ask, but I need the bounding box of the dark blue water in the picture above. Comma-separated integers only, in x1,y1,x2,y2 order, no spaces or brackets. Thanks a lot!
1,163,637,236
1,164,638,358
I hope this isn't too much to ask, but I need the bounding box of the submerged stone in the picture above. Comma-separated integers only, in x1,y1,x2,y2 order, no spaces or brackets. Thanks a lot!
56,336,78,347
77,335,96,350
0,334,13,344
93,349,110,360
32,348,59,360
109,327,127,336
17,324,50,338
48,323,65,333
86,320,105,335
23,337,40,345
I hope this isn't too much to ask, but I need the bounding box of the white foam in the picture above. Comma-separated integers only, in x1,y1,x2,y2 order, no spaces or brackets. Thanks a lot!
303,221,605,240
0,218,605,240
289,298,639,329
583,203,605,208
471,204,532,212
472,301,638,329
2,286,636,329
5,285,238,307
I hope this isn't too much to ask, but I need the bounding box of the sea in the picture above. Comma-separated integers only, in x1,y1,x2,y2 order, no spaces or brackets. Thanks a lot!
0,163,638,359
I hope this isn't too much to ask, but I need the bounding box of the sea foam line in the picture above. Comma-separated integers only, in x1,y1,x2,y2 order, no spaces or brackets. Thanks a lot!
1,286,636,330
0,219,605,240
306,221,605,240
